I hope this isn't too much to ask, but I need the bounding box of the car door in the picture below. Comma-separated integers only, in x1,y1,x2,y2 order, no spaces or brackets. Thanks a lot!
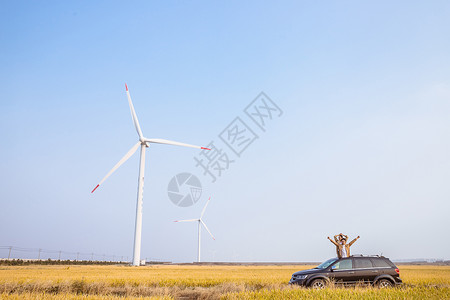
353,258,377,283
329,258,354,284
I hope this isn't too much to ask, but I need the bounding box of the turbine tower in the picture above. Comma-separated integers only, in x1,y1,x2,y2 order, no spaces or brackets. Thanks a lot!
92,84,210,266
175,197,215,262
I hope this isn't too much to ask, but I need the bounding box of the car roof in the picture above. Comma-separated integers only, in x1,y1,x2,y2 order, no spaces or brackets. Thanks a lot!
350,255,388,259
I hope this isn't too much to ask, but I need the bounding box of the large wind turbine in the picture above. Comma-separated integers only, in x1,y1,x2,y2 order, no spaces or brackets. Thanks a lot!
175,197,215,262
91,84,210,266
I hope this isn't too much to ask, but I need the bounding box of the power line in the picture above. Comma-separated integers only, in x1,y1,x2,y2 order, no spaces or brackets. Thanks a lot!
0,246,133,262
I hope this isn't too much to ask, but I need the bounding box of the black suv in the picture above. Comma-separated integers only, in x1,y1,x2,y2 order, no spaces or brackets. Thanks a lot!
289,255,402,288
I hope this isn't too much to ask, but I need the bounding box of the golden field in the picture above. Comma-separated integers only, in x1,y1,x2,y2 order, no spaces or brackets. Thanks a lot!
0,264,449,299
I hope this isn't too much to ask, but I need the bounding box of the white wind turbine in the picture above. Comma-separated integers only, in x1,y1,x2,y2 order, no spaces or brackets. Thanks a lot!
91,83,210,266
174,196,215,262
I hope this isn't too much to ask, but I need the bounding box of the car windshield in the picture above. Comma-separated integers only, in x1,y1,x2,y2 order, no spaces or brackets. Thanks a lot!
315,258,338,269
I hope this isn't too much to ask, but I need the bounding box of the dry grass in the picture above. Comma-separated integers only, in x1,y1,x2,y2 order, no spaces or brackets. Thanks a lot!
0,265,299,287
0,264,448,299
223,286,450,300
0,293,172,299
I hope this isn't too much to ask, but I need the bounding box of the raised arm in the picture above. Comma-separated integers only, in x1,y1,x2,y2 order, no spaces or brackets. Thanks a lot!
348,236,360,247
334,234,340,243
328,236,339,246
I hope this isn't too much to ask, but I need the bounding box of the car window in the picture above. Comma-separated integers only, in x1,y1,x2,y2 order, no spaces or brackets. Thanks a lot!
316,258,338,269
333,259,353,270
371,258,391,268
354,258,373,269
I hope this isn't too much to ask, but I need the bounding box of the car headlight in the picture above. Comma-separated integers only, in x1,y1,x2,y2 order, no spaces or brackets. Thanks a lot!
295,275,308,280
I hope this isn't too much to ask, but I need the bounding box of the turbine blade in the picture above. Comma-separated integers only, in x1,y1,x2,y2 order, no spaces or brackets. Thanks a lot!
174,219,199,223
201,220,215,240
91,142,141,193
145,138,211,150
200,197,211,218
125,83,144,139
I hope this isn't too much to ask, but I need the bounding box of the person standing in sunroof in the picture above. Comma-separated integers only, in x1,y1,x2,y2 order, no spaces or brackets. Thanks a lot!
328,233,360,258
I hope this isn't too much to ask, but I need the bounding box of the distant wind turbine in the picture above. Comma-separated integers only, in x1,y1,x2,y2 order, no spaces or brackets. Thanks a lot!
92,83,210,266
175,197,215,262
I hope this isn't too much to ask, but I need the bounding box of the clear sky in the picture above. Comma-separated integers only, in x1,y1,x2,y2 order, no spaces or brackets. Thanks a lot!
1,1,449,262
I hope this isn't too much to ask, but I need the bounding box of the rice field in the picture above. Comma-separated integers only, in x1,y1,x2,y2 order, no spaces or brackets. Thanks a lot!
0,264,448,299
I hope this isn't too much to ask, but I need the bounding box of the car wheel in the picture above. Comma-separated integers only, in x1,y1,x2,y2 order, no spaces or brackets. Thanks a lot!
310,278,326,289
376,279,393,288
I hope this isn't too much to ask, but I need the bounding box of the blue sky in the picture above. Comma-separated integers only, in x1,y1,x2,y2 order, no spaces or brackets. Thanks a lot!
1,1,449,262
